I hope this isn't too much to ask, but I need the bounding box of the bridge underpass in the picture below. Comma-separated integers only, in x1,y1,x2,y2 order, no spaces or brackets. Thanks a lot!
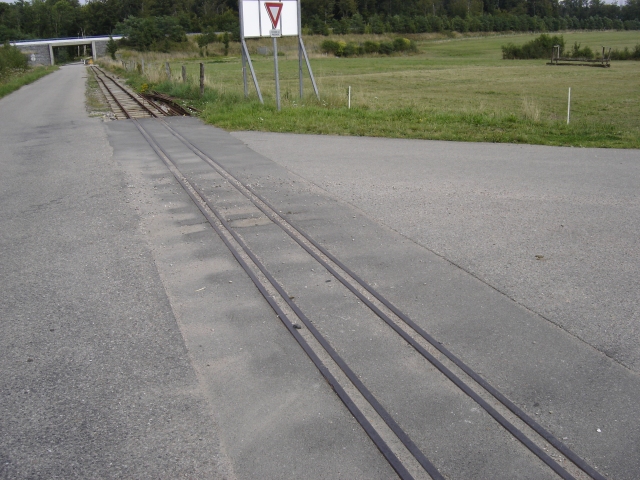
10,36,123,66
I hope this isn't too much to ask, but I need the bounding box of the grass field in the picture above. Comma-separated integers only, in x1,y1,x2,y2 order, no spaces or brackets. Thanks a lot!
0,66,59,100
106,31,640,148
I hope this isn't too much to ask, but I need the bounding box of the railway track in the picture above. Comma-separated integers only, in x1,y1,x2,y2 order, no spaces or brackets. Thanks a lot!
91,66,166,119
109,84,607,479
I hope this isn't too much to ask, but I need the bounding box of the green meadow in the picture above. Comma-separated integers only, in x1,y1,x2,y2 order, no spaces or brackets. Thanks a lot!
107,31,640,148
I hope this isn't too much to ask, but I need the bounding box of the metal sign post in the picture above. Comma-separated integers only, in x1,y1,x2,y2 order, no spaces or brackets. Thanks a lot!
238,2,262,103
265,2,283,111
296,0,303,98
273,36,281,111
239,0,319,109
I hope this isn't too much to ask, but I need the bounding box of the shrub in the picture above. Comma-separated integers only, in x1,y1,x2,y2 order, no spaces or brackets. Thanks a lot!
106,36,118,60
363,41,380,54
196,29,218,48
321,40,355,56
321,39,341,55
0,42,28,80
379,41,394,55
321,37,415,58
343,42,363,57
502,34,565,59
393,37,411,52
222,32,230,56
609,44,640,60
569,42,594,59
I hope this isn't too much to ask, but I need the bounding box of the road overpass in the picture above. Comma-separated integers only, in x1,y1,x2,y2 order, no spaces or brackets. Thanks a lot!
10,36,123,66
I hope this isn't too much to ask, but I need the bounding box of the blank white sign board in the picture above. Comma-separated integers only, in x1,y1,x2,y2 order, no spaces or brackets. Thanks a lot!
241,0,299,38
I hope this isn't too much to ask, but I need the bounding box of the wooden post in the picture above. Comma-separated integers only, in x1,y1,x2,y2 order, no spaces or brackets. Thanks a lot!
182,65,187,82
200,63,205,96
165,62,171,80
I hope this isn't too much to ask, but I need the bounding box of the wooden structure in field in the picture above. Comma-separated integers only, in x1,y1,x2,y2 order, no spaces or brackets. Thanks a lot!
548,45,612,68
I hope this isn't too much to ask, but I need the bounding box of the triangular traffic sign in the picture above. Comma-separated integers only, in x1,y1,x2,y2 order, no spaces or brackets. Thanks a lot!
264,2,283,29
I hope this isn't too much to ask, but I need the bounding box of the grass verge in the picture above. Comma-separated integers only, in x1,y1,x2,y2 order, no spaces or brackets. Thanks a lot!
112,76,636,148
103,31,640,149
0,66,59,100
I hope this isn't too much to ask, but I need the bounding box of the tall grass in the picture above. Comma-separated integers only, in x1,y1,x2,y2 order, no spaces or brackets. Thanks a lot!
0,66,58,99
521,97,540,122
0,42,28,80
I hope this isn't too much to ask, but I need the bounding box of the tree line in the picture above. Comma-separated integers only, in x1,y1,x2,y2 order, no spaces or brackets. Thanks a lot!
1,0,639,43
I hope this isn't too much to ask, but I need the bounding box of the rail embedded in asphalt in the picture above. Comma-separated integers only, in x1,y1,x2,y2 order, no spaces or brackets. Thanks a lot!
108,92,608,479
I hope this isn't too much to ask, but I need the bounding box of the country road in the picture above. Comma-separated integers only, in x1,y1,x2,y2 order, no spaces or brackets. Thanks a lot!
1,64,639,479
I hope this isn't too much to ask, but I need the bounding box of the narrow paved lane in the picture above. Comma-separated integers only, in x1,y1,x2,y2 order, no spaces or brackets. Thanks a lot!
0,65,230,479
0,65,397,480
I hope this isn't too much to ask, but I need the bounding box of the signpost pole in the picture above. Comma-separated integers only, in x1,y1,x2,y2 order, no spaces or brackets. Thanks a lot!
242,50,249,98
273,36,281,111
300,40,319,100
241,40,264,104
238,1,249,98
297,0,303,99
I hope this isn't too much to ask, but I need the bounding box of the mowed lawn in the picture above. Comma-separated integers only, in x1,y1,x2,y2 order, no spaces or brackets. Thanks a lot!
117,31,640,148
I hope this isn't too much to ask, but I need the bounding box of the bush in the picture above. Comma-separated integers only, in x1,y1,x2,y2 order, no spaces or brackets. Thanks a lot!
363,40,380,54
106,36,118,60
343,42,363,57
0,42,28,80
321,39,342,56
609,44,640,60
379,41,394,54
196,29,218,48
502,34,565,59
222,32,230,56
321,37,415,58
569,42,594,59
393,37,411,52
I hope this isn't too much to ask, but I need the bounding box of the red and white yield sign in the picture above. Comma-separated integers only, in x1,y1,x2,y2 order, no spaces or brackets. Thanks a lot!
240,0,300,38
264,2,283,30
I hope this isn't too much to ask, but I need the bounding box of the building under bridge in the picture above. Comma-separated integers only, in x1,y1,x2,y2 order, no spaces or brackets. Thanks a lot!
9,36,123,66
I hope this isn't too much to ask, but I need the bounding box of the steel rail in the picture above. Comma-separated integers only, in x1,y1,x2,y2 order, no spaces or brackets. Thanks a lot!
92,67,149,119
93,70,132,119
155,119,604,480
94,66,158,117
144,123,446,479
131,118,419,480
92,66,159,118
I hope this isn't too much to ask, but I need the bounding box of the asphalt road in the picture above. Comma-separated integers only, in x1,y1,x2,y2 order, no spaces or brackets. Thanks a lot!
233,132,640,375
2,64,640,479
0,65,232,478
